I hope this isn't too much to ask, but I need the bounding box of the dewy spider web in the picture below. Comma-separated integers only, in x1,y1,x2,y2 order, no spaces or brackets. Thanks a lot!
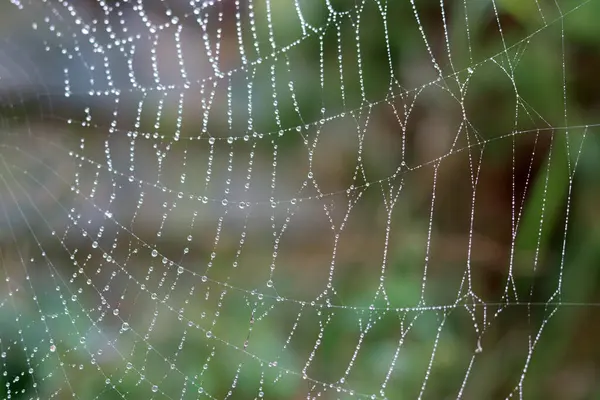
0,0,598,399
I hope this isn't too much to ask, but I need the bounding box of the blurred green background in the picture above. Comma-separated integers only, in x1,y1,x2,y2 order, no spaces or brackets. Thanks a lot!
1,0,600,399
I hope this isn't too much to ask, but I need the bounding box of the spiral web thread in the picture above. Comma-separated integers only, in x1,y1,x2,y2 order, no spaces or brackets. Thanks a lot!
0,0,597,399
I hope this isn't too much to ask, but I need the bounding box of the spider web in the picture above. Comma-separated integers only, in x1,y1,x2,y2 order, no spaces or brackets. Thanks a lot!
0,0,598,399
